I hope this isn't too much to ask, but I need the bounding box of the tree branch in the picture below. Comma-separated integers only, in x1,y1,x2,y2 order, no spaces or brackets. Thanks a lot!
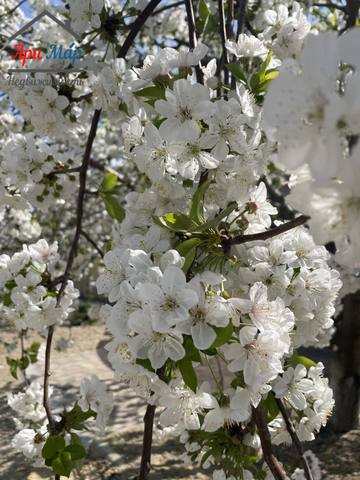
184,0,204,84
252,405,287,480
43,109,102,439
237,0,248,38
218,0,230,85
139,404,157,480
275,397,314,480
344,0,360,29
48,167,81,176
312,2,346,11
226,0,235,40
152,1,184,15
80,229,104,258
117,0,163,59
222,215,310,252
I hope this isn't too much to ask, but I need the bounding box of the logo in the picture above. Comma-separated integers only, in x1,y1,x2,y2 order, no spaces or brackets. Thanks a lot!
4,10,83,74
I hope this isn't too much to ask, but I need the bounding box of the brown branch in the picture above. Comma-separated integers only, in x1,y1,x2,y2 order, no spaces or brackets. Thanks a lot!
252,405,287,480
222,215,310,251
226,0,235,40
184,0,204,84
275,397,314,480
237,0,248,38
48,167,81,176
139,404,157,480
81,229,104,258
218,0,230,86
89,158,136,191
344,0,360,29
43,109,102,439
43,325,56,436
117,0,163,59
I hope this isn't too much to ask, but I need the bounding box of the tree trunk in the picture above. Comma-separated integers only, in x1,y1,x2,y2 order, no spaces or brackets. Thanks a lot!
330,290,360,432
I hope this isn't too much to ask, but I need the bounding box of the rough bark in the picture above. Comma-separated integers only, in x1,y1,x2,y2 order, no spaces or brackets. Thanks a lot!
330,290,360,432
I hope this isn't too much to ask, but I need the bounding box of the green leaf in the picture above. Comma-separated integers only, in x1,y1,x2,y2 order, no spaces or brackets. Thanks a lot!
226,63,247,85
52,451,72,478
259,51,272,83
199,0,211,20
70,433,86,474
19,355,30,370
189,179,211,225
178,355,198,392
27,342,41,355
262,393,279,424
3,292,12,307
285,350,317,370
134,86,166,100
64,444,86,461
210,320,233,348
176,238,204,257
188,203,238,233
101,172,117,191
184,335,198,357
152,213,199,232
42,436,66,459
201,347,217,356
103,196,125,223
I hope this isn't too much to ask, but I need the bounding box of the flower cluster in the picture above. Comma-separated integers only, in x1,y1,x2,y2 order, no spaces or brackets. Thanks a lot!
1,239,79,333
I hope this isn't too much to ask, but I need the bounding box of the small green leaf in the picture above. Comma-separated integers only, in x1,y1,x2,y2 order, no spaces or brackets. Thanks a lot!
19,355,30,370
64,444,86,461
101,172,117,191
152,213,198,232
42,436,66,459
201,347,217,356
52,451,72,477
188,203,238,232
210,321,233,348
178,356,198,393
199,0,211,20
285,350,317,370
189,179,212,225
134,86,166,100
176,238,204,257
259,51,272,83
70,433,86,473
103,196,125,223
226,63,247,85
262,393,279,424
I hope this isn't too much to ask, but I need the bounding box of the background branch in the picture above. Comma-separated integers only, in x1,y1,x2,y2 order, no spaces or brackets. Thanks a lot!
184,0,204,84
275,397,314,480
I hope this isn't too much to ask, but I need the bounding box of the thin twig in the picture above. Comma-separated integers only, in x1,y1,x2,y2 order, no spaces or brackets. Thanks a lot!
0,0,26,18
81,229,104,258
252,405,287,480
184,0,204,84
152,0,184,15
222,215,310,252
117,0,163,59
275,397,314,480
226,0,235,40
43,325,56,436
48,167,81,176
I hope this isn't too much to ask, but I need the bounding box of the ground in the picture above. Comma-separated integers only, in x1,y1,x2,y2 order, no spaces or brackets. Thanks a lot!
1,320,360,480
